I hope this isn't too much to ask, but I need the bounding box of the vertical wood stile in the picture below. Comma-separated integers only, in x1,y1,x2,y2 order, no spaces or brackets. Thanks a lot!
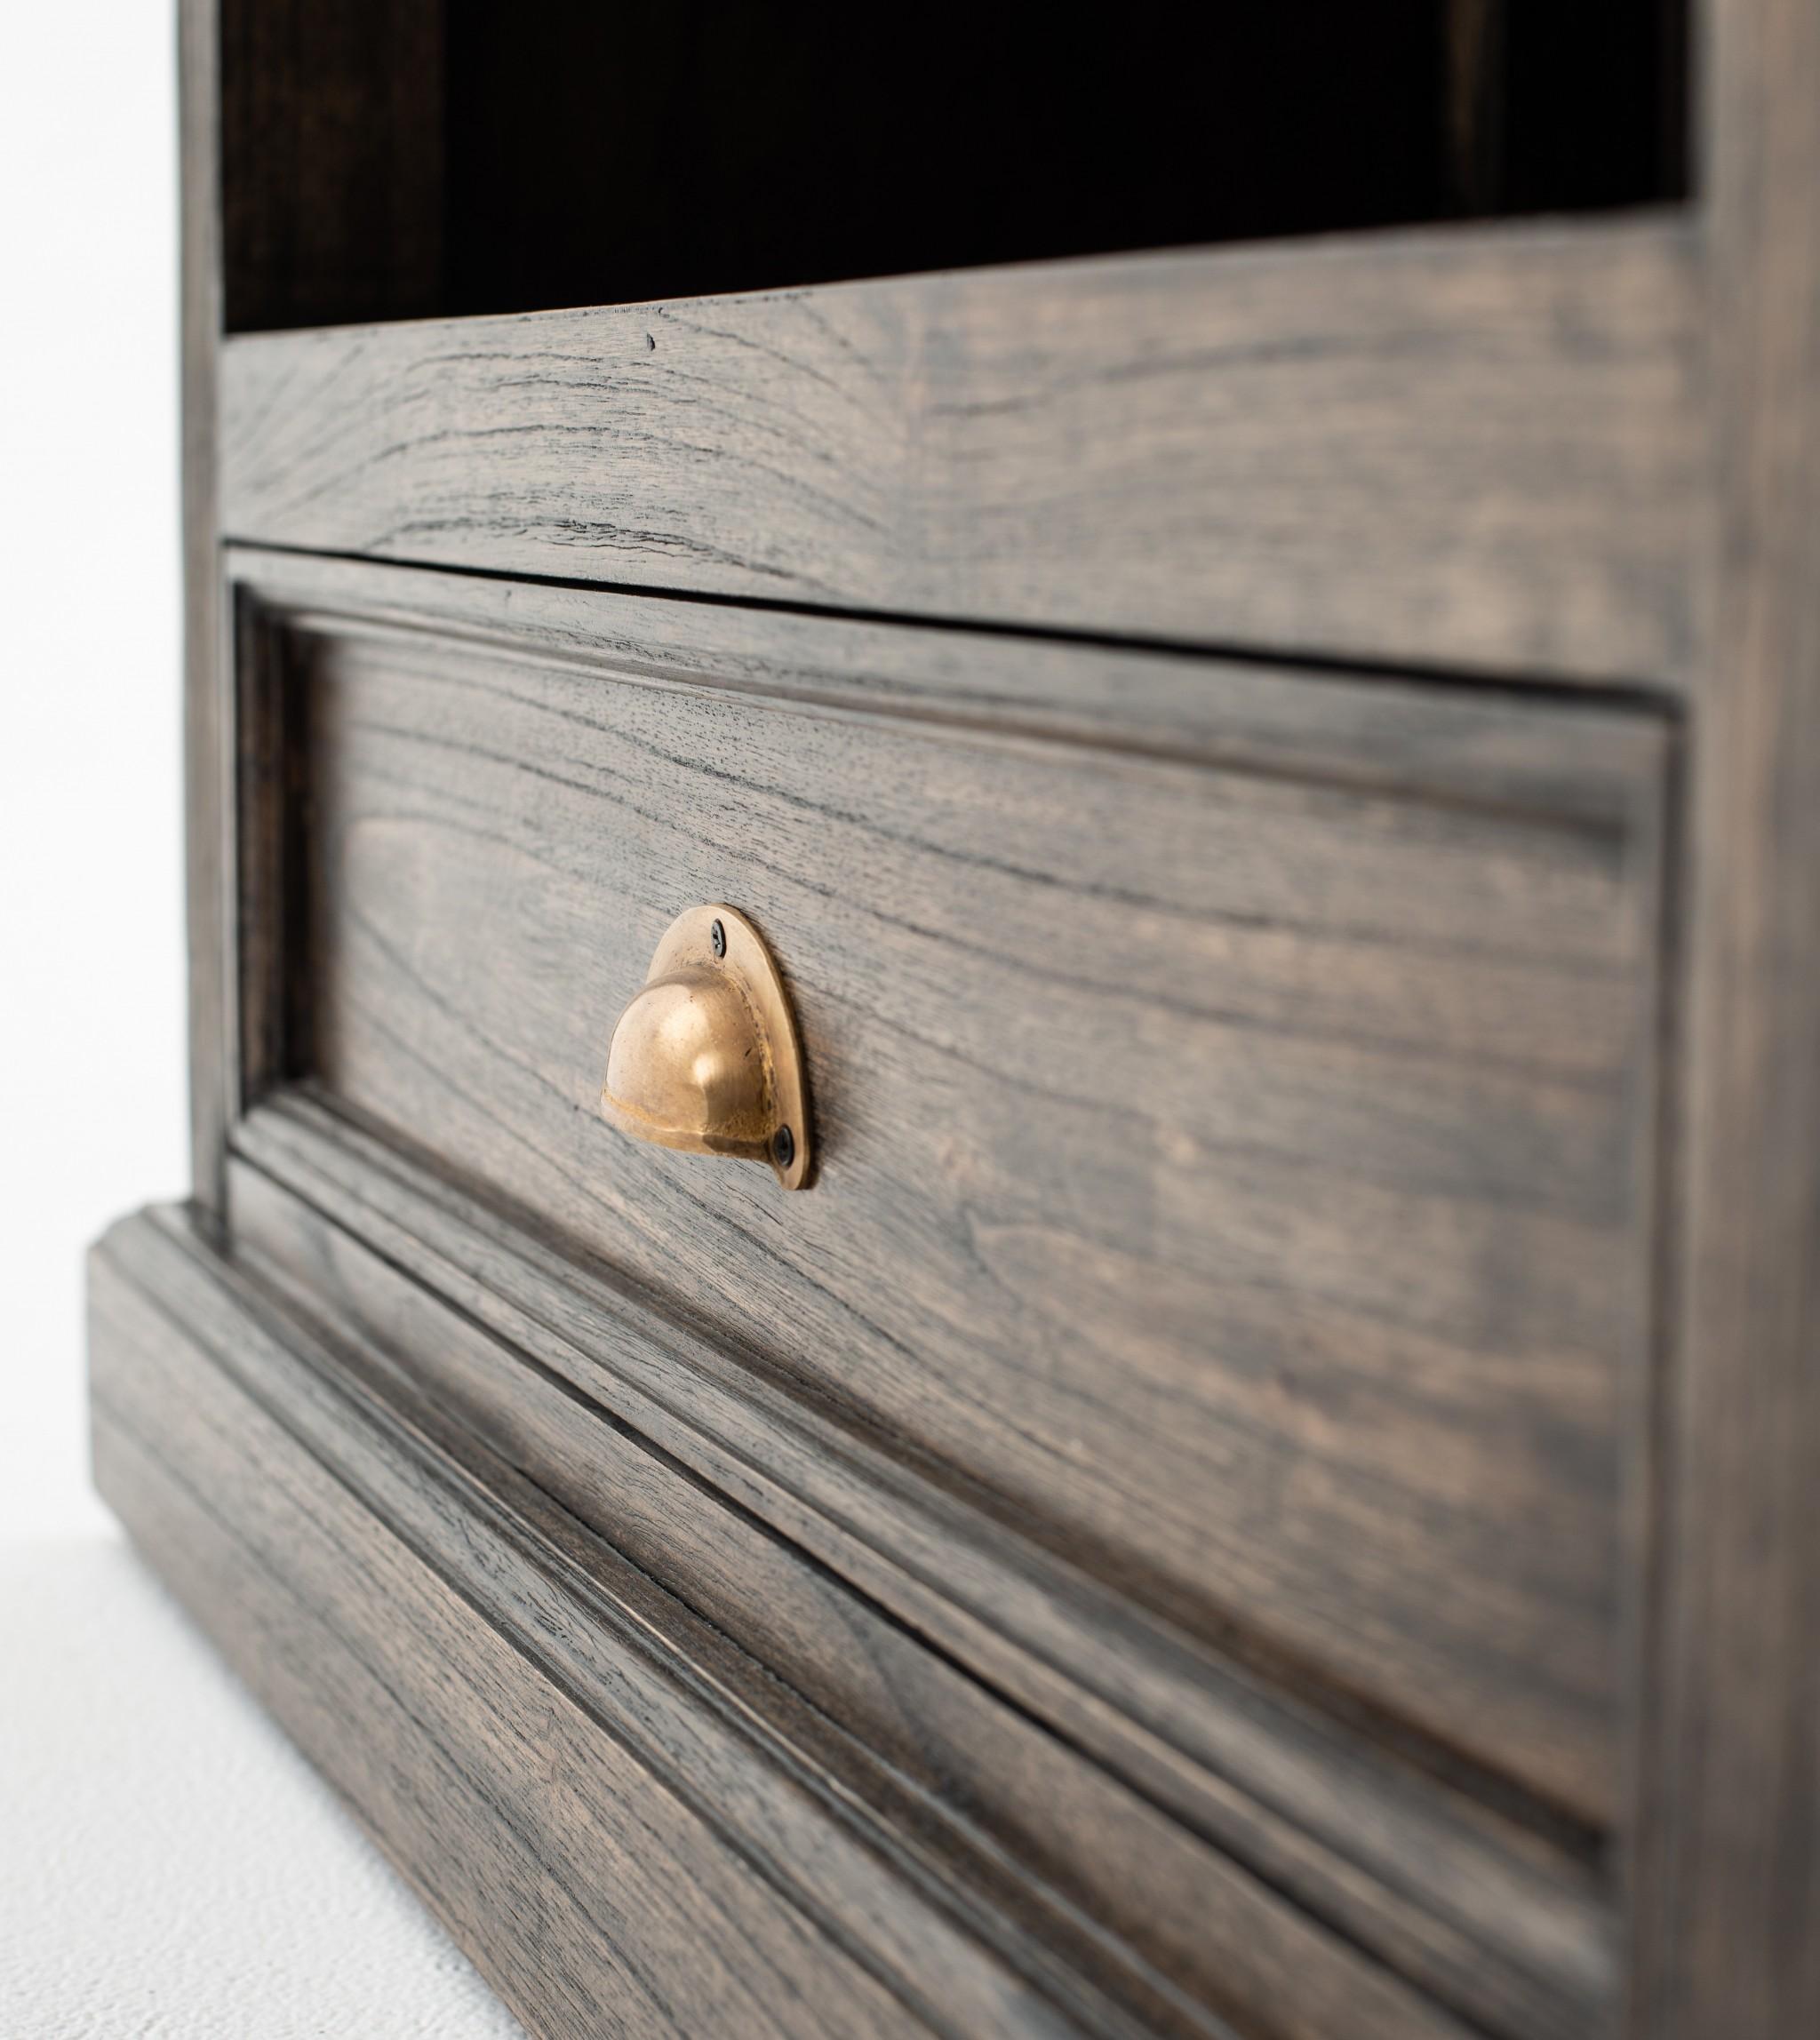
1640,0,1820,2030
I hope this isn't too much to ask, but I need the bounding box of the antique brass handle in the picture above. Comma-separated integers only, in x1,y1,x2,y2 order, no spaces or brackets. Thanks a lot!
600,904,811,1189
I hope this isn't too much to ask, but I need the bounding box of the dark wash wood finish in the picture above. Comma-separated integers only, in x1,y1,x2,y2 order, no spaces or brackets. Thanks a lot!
92,2,1820,2035
217,217,1701,685
259,555,1669,1829
225,1095,1616,2040
88,1213,1049,2040
1632,0,1820,2030
93,1203,1493,2040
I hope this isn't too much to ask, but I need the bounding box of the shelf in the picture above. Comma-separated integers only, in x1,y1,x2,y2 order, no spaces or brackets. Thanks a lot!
216,214,1700,684
218,0,1689,333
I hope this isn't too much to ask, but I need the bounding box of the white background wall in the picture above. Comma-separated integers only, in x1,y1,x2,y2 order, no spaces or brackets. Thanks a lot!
0,25,525,2034
0,6,188,1542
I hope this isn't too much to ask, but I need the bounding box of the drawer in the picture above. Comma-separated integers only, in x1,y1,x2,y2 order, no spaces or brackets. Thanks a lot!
258,558,1668,1831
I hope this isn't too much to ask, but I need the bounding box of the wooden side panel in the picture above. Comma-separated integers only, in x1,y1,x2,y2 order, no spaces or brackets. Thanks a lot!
180,0,229,1207
270,581,1670,1827
218,218,1700,683
1635,1,1820,2032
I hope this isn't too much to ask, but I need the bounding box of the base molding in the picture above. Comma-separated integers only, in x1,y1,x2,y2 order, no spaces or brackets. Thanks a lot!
89,1202,1516,2040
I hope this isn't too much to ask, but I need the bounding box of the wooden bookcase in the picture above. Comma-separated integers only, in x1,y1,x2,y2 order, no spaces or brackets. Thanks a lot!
90,4,1816,2035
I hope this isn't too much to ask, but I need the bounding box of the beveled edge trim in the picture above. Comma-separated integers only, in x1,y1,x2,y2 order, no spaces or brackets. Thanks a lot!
87,1206,1163,2040
226,545,1676,826
228,1089,1619,2036
222,1155,1543,2040
219,214,1702,689
91,1199,1486,2040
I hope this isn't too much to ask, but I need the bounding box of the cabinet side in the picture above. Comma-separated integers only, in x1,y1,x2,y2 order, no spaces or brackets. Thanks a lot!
1635,0,1820,2030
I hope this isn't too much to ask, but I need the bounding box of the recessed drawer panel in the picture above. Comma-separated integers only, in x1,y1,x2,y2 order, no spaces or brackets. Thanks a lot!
280,575,1667,1829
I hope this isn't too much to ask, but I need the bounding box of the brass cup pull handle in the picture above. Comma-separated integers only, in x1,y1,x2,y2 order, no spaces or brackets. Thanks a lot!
600,904,811,1190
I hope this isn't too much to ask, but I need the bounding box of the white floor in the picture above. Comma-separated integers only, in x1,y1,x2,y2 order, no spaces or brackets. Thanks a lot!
0,1534,524,2039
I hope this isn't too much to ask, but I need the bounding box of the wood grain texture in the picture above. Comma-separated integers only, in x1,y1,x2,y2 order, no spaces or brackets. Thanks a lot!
112,4,1820,2031
232,1088,1620,2033
226,546,1666,820
217,216,1700,683
228,1159,1608,2040
1633,1,1820,2032
243,560,1671,1827
224,1125,1617,2040
88,1218,940,2040
90,1201,1495,2040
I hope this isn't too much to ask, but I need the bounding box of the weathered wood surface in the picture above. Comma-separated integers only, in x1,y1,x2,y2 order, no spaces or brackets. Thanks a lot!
115,3,1820,2032
245,524,1657,1243
1633,2,1820,2034
254,564,1670,1824
91,1201,1496,2040
228,546,1666,817
226,1128,1617,2040
218,217,1700,683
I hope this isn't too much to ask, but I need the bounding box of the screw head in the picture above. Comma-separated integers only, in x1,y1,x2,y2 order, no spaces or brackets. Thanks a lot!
771,1125,794,1170
710,918,726,959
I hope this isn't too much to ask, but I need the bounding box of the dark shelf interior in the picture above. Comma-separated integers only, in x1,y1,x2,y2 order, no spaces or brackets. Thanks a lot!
220,0,1688,334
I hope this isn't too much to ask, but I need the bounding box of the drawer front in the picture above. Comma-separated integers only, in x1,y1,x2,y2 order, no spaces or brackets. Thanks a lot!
269,566,1667,1829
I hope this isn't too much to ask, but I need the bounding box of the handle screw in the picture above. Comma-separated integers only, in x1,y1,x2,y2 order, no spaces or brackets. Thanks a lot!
772,1126,795,1170
710,919,726,958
